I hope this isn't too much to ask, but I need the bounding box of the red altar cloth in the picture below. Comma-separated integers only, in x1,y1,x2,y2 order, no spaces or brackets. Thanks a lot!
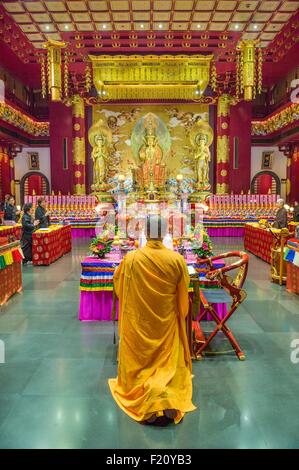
0,224,22,240
286,263,299,295
78,290,227,322
78,255,227,322
207,227,244,237
244,223,272,264
0,242,23,306
32,225,72,266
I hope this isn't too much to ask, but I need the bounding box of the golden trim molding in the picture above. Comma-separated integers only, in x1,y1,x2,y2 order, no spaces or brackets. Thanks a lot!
217,94,232,117
252,103,299,136
0,102,49,137
217,136,230,163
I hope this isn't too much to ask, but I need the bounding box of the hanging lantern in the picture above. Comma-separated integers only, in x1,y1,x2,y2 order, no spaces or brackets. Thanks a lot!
210,61,217,93
64,49,69,99
85,62,92,93
44,39,66,102
236,40,263,101
40,54,47,99
257,46,263,95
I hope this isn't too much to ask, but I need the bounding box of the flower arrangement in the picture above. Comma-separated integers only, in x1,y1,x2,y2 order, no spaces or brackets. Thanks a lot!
190,224,213,259
90,235,113,258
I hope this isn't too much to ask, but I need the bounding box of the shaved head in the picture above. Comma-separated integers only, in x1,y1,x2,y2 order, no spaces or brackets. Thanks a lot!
146,214,168,240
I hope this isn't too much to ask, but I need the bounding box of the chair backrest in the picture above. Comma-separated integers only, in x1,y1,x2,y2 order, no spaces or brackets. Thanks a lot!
197,251,249,304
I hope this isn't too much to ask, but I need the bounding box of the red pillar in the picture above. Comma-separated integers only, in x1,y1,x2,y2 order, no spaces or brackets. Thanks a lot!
216,95,231,194
72,95,86,195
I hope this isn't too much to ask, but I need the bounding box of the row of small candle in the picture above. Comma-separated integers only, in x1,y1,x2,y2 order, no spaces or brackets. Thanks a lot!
24,195,97,210
209,194,279,209
24,194,279,218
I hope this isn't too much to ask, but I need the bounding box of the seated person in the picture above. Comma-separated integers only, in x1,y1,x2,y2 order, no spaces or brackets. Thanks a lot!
3,196,20,226
109,214,196,425
273,198,288,229
35,197,50,228
21,203,39,264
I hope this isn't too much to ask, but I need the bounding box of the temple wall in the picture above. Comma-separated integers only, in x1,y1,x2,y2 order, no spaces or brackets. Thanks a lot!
13,147,51,203
14,147,51,183
251,147,286,178
251,146,287,199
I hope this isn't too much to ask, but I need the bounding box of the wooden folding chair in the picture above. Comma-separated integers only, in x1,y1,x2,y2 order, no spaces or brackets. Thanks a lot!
191,251,249,361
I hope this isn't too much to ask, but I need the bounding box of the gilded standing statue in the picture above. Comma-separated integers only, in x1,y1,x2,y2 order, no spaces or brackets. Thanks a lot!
88,119,112,193
194,134,211,187
92,134,108,185
138,127,165,192
190,120,213,192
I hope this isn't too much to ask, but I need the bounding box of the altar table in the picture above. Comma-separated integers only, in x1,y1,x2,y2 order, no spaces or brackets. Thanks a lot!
244,223,273,264
0,241,23,306
78,255,227,322
72,226,243,239
207,227,244,237
50,218,97,239
0,224,22,240
64,224,244,239
52,217,274,239
71,228,95,238
32,225,72,266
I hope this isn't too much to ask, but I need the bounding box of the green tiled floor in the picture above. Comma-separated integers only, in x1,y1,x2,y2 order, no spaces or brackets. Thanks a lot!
1,237,299,449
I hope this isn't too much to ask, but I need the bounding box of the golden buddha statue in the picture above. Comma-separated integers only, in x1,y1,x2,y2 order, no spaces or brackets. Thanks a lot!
137,119,166,194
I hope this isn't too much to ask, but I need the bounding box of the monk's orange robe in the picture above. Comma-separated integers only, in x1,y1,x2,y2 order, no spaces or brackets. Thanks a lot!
108,240,196,423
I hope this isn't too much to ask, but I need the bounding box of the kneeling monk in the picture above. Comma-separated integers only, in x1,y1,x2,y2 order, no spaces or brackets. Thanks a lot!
109,215,196,424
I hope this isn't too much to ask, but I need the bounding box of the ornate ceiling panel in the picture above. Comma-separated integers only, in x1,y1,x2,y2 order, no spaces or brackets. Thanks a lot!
1,0,298,49
0,0,298,87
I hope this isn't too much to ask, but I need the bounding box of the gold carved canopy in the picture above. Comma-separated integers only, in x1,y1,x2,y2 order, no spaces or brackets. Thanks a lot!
89,55,213,101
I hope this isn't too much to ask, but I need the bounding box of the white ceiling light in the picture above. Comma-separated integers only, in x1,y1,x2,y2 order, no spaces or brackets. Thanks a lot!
159,24,163,29
103,24,107,29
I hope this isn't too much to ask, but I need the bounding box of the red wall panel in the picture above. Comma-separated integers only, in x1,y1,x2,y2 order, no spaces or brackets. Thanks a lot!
229,101,252,194
49,102,73,194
